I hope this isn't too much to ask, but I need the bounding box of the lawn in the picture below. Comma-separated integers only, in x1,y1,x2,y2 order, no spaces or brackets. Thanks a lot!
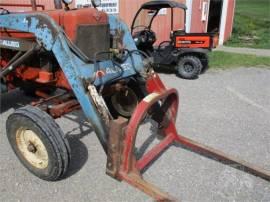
225,0,270,49
209,51,270,69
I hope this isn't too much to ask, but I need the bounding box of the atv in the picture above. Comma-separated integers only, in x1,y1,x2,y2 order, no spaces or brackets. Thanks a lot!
131,0,219,79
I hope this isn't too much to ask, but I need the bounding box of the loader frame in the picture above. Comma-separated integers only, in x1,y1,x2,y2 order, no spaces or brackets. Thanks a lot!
106,72,270,201
0,12,144,152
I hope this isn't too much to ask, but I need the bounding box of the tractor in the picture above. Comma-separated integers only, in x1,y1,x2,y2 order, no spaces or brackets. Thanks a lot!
131,0,219,79
0,0,269,201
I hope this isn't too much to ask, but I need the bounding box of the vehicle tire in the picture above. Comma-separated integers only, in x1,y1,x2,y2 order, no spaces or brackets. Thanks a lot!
176,55,202,79
6,105,71,181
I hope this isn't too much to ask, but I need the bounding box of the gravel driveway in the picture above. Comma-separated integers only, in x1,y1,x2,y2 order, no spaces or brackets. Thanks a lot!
0,67,270,202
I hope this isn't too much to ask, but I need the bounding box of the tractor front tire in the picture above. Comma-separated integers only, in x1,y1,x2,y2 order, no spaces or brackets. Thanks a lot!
176,56,202,79
6,105,71,181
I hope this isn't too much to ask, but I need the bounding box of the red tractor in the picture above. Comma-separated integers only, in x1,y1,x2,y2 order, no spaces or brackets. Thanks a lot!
0,0,269,201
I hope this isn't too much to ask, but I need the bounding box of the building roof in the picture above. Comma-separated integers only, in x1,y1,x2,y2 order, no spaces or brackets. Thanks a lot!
141,0,187,10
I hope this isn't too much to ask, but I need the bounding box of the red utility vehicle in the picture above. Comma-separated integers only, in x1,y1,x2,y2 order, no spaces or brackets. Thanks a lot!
132,0,219,79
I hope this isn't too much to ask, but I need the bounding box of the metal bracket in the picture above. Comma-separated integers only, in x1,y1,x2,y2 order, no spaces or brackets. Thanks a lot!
106,73,270,201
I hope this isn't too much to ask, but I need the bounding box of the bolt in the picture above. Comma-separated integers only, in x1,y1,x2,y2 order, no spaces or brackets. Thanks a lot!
27,143,37,153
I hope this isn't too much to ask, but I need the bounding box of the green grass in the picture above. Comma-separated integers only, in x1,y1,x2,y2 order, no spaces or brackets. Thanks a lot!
225,0,270,49
209,51,270,69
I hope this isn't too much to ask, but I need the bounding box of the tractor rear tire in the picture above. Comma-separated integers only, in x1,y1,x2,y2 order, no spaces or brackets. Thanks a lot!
6,105,71,181
176,55,202,79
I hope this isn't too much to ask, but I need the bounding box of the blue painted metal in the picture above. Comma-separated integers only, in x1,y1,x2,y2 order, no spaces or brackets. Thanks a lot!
0,12,144,152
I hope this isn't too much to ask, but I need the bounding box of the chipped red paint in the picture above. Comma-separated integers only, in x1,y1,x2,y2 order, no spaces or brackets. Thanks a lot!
0,6,107,92
105,73,270,200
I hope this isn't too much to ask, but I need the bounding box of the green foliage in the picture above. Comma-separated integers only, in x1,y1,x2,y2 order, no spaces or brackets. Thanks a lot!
209,51,270,69
225,0,270,49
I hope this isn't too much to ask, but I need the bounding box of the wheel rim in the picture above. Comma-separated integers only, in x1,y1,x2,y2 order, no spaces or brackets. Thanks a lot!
16,128,49,169
183,62,195,73
111,88,138,117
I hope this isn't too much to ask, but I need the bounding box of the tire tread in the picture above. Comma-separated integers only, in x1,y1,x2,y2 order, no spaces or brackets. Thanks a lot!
6,105,70,181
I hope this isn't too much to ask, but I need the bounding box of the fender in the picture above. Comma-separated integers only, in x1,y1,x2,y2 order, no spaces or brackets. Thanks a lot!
178,48,210,55
162,48,210,64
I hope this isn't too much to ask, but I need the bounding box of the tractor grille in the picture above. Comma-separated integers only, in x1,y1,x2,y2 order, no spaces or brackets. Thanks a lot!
75,24,110,61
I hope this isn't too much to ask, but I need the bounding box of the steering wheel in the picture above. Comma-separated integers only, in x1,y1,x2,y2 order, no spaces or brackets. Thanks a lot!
133,26,156,45
0,8,10,15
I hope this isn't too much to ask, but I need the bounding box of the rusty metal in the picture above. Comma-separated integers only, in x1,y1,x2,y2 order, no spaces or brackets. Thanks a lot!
48,99,80,118
105,72,270,201
88,85,112,127
30,90,81,118
0,44,40,78
174,135,270,181
111,87,139,118
101,80,127,97
35,90,53,99
31,92,70,106
106,117,128,179
121,173,175,202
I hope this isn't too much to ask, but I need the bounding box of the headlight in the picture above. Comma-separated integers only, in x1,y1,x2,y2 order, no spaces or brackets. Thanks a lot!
91,0,101,8
62,0,73,5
